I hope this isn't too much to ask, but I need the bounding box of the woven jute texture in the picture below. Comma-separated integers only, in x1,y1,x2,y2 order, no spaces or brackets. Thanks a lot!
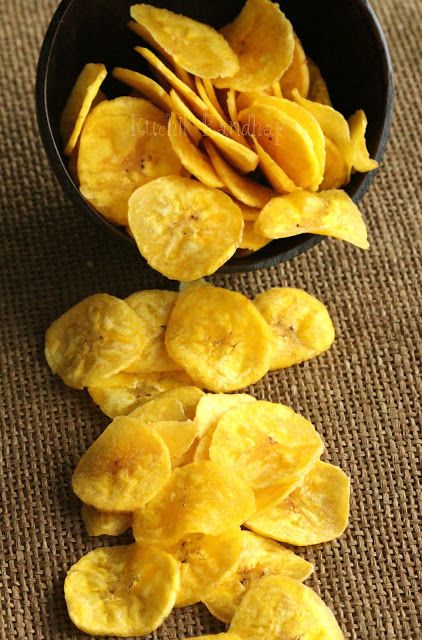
0,0,421,638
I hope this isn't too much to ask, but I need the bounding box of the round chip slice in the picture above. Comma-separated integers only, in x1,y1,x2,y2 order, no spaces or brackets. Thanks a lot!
130,4,239,79
133,460,256,544
165,284,273,392
253,287,335,370
128,176,244,281
348,109,378,173
320,137,349,190
229,575,345,640
209,401,324,510
195,392,256,438
112,66,173,112
307,59,332,106
204,530,313,623
251,136,298,194
280,35,310,99
246,461,350,545
72,416,171,511
214,0,294,92
45,294,147,390
78,97,182,225
130,386,204,422
65,544,180,637
81,504,132,537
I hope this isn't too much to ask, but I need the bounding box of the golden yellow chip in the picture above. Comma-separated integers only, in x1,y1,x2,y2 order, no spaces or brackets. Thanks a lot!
239,221,271,252
130,386,204,422
146,419,199,467
320,137,349,190
214,0,294,92
124,289,180,373
254,189,369,249
159,528,242,607
45,294,146,390
133,460,255,544
280,35,310,100
203,78,228,120
247,461,350,545
204,530,313,623
195,77,247,147
193,428,215,462
128,176,243,281
168,112,224,188
60,63,107,156
271,81,283,97
204,139,274,208
131,4,239,79
89,370,194,418
77,97,182,225
234,200,260,221
226,88,239,127
209,401,324,510
253,287,335,370
348,109,378,173
72,416,171,511
229,575,344,640
252,136,298,194
65,544,180,637
81,504,132,537
112,66,173,112
195,392,256,438
165,284,273,392
307,59,332,106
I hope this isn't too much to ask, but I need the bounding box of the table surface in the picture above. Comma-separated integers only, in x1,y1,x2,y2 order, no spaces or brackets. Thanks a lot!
0,1,421,638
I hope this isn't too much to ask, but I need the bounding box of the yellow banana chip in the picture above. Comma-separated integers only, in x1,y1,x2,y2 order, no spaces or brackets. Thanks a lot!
204,530,313,622
128,176,243,281
320,137,349,190
130,386,204,422
307,59,332,106
227,89,239,128
280,35,310,99
72,416,171,511
271,81,283,97
239,221,271,252
81,504,132,537
195,392,256,438
133,460,255,544
112,66,173,112
246,461,350,545
65,544,180,637
78,97,182,225
235,200,260,221
229,575,345,640
214,0,294,92
209,400,324,510
195,77,247,147
255,189,369,249
146,419,199,467
124,289,180,373
193,428,215,462
203,78,228,120
131,4,239,79
165,284,273,392
45,294,146,390
252,136,298,194
348,109,378,173
60,63,107,156
253,287,335,370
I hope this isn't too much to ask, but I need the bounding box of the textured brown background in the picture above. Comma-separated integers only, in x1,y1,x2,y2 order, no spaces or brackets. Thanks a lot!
0,0,421,638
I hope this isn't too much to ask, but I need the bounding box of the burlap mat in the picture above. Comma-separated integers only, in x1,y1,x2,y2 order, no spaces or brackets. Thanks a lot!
1,0,421,638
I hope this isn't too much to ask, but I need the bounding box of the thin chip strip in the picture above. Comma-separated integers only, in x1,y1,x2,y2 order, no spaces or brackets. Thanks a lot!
112,67,172,112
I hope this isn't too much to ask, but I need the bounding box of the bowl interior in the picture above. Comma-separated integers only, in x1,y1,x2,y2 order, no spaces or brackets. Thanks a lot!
37,0,393,274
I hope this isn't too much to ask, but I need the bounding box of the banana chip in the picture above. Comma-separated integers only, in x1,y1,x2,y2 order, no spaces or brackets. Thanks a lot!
195,77,247,147
133,460,255,544
307,59,332,106
130,386,204,422
112,66,173,112
78,97,182,225
255,189,369,249
128,176,243,280
72,417,171,511
81,504,132,537
65,544,180,637
60,63,107,156
235,200,261,221
165,284,273,392
227,89,239,128
229,575,344,640
239,221,271,252
247,461,350,545
204,530,313,622
320,137,349,190
348,109,378,173
280,36,310,99
45,294,146,390
271,81,283,97
253,287,335,370
252,136,298,194
203,78,228,120
209,401,324,510
195,392,256,438
214,0,294,92
146,419,199,468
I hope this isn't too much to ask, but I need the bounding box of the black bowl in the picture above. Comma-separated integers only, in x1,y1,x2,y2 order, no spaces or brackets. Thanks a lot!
36,0,393,274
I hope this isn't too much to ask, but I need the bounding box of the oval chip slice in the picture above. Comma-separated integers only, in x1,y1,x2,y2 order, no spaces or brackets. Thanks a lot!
72,416,171,511
195,392,256,438
81,504,132,537
128,176,243,281
65,544,180,637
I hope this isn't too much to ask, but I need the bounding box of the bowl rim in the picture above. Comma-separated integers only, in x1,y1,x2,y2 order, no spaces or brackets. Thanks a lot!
35,0,394,275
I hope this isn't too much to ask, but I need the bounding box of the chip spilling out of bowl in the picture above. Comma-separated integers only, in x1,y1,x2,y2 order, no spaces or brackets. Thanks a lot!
60,0,377,280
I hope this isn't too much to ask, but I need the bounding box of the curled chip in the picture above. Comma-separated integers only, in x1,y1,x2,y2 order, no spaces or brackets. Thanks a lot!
159,529,242,607
204,530,313,623
128,176,243,281
252,136,298,194
72,416,171,511
195,393,256,438
64,544,180,637
130,386,204,422
112,67,173,112
45,294,146,390
145,419,199,468
246,461,350,545
77,97,182,225
214,0,294,92
280,35,310,100
348,110,378,173
131,4,239,79
133,460,255,544
253,287,335,370
124,289,180,373
229,575,344,640
60,63,107,157
165,284,273,392
81,504,132,537
307,59,332,106
209,401,324,510
89,370,193,418
254,189,369,249
320,137,349,190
